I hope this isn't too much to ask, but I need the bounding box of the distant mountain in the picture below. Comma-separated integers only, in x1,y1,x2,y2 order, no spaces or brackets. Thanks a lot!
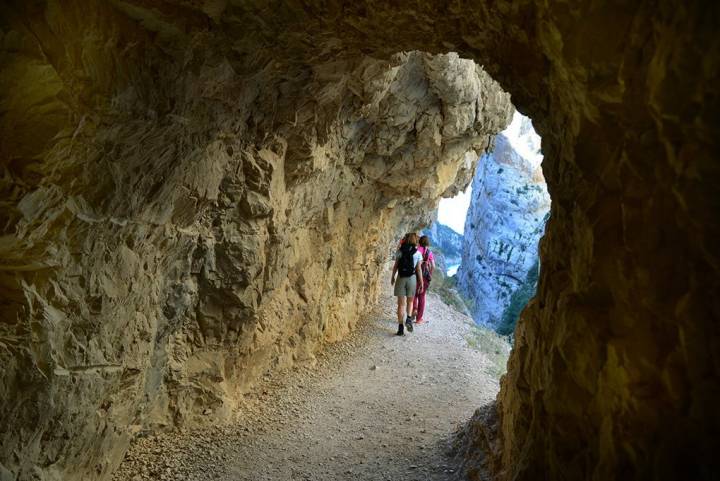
428,223,462,259
423,221,463,275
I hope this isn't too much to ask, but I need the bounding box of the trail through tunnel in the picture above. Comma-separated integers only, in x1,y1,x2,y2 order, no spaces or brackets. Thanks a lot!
1,2,718,481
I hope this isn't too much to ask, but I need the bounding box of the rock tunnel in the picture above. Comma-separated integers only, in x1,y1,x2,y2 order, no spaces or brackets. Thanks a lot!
1,1,718,480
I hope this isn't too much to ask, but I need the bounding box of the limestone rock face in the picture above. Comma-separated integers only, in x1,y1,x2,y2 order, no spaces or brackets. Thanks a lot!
425,221,463,275
0,6,511,477
457,115,550,328
1,2,718,481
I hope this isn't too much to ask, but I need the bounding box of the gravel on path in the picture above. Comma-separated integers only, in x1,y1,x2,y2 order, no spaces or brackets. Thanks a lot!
114,292,505,481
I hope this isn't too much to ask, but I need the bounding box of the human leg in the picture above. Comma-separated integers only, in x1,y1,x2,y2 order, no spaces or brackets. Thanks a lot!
416,280,428,322
412,281,421,318
404,277,416,332
396,296,405,335
405,295,414,332
395,276,416,334
396,296,406,324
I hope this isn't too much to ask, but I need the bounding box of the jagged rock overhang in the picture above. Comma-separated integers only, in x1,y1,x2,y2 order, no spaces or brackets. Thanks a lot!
1,1,718,481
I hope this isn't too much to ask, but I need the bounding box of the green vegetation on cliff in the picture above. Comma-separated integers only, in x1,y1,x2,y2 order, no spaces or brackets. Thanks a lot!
496,259,539,337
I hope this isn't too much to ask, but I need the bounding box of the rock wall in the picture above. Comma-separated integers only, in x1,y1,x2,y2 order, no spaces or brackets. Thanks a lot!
0,4,511,478
2,1,719,481
457,115,550,329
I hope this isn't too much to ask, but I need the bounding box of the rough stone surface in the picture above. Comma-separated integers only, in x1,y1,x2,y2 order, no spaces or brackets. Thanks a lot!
1,2,719,481
112,291,506,481
457,115,550,328
0,5,511,478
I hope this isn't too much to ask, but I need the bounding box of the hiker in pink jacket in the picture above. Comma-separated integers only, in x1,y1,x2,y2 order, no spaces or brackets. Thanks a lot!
412,235,434,324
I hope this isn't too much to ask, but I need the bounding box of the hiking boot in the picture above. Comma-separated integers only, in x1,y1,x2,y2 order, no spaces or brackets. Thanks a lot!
405,316,414,333
396,323,404,336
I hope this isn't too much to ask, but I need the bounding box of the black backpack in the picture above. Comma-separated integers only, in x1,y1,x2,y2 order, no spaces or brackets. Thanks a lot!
398,243,417,277
421,248,432,281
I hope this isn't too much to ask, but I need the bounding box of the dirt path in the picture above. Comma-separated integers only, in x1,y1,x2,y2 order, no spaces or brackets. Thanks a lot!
115,292,507,481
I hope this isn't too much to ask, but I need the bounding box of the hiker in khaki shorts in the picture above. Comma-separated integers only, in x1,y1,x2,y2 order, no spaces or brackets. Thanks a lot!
390,233,424,336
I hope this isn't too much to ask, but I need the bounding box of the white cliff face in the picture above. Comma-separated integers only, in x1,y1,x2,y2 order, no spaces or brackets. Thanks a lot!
457,113,550,328
425,221,463,275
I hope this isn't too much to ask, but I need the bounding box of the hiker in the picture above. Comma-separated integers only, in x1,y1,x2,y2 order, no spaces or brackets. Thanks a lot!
390,232,424,336
412,235,435,324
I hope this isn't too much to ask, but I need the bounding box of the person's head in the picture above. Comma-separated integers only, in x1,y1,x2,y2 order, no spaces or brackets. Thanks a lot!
405,232,419,246
419,235,430,247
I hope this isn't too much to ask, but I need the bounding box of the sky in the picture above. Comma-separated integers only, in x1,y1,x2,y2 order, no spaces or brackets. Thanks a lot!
437,111,541,235
437,184,472,234
503,110,543,164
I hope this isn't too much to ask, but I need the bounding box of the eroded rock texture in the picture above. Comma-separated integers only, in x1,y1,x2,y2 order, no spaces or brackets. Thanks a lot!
0,4,511,478
457,115,550,329
1,1,719,481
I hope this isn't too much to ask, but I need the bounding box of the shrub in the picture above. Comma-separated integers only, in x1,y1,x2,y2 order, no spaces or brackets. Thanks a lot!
465,325,511,378
430,274,474,315
496,259,539,337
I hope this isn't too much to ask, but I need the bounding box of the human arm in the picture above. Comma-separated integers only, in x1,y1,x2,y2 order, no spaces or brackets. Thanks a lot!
415,262,423,293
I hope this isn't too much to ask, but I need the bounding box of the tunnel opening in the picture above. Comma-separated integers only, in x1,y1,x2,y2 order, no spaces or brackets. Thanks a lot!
426,111,551,341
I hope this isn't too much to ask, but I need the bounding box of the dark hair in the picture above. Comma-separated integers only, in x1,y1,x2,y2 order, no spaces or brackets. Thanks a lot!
419,235,430,247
